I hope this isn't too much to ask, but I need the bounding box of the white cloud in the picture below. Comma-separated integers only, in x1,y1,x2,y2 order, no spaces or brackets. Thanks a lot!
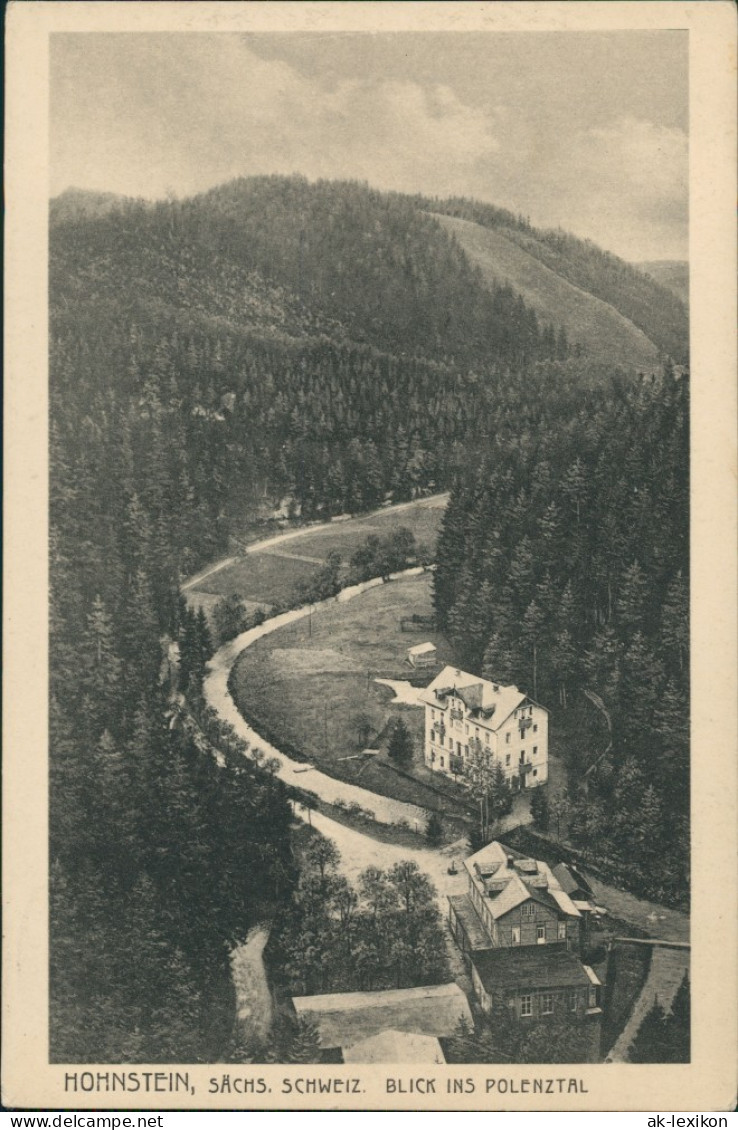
51,37,499,201
578,116,687,201
50,36,688,259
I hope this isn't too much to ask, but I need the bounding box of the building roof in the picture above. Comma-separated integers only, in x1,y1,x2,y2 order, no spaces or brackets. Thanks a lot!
552,862,593,898
472,946,594,994
418,666,538,730
463,841,581,921
292,983,472,1050
342,1029,446,1064
448,894,496,951
408,642,437,656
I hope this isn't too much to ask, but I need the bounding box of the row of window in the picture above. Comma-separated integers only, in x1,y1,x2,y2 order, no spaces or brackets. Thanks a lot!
520,990,577,1017
428,747,539,780
510,920,567,943
506,724,538,742
429,737,539,761
430,711,539,744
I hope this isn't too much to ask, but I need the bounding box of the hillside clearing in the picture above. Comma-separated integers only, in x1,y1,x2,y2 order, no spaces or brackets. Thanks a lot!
433,213,660,372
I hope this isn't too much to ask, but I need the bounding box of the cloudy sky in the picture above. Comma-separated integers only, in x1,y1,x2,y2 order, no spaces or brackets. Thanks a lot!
50,31,688,261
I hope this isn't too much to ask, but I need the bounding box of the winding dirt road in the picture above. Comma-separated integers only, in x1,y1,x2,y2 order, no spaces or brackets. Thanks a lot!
183,492,449,592
202,574,434,830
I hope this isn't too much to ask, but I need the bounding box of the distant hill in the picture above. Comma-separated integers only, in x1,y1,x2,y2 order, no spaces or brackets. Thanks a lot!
432,213,660,371
50,176,564,371
635,260,689,307
50,176,688,370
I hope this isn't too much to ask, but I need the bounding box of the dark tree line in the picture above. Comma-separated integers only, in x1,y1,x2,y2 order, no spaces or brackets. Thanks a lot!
629,974,690,1063
433,364,689,905
50,368,296,1062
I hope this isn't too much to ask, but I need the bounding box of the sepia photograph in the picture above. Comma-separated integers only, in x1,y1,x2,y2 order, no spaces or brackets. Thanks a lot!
3,0,737,1114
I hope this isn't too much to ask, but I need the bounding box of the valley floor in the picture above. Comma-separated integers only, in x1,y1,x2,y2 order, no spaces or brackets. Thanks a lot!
199,503,689,1065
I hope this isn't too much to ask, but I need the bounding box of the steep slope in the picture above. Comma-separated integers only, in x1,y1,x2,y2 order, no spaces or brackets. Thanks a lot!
635,261,689,307
432,213,660,372
424,195,688,364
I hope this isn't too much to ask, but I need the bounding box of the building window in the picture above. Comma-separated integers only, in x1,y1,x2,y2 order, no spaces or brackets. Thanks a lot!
522,903,534,917
542,993,553,1015
532,769,537,777
432,710,436,720
511,926,521,944
533,746,538,755
537,924,546,943
440,756,444,768
558,921,566,940
588,986,598,1008
506,733,510,744
485,732,490,745
533,724,538,733
568,991,578,1012
506,754,511,765
520,994,532,1017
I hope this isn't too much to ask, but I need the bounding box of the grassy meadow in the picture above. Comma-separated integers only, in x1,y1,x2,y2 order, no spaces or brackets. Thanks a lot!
229,572,470,814
193,495,447,608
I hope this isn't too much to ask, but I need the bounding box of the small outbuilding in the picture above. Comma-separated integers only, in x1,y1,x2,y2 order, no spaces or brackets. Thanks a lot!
407,641,437,669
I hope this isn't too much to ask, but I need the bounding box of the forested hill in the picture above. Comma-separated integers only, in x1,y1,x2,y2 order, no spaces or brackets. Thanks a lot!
51,175,687,367
49,175,689,1059
51,176,562,370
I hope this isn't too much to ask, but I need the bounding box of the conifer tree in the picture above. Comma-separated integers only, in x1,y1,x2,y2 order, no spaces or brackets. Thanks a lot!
387,718,413,768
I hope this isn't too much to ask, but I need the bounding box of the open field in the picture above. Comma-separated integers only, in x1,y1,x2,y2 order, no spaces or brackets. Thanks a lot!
195,552,318,603
291,502,445,561
230,572,470,815
193,495,447,606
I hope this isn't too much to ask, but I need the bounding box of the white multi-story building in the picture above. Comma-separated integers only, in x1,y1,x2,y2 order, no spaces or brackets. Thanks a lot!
418,666,548,789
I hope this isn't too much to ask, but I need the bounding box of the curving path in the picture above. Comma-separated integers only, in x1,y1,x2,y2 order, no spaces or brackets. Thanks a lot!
183,492,449,593
201,558,479,916
203,571,435,830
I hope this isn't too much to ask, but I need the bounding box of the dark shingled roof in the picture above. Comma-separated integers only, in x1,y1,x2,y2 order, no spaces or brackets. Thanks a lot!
457,683,484,712
552,862,593,897
471,946,593,994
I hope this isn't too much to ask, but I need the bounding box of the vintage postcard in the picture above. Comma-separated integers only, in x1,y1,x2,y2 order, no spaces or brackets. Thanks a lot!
3,0,737,1113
